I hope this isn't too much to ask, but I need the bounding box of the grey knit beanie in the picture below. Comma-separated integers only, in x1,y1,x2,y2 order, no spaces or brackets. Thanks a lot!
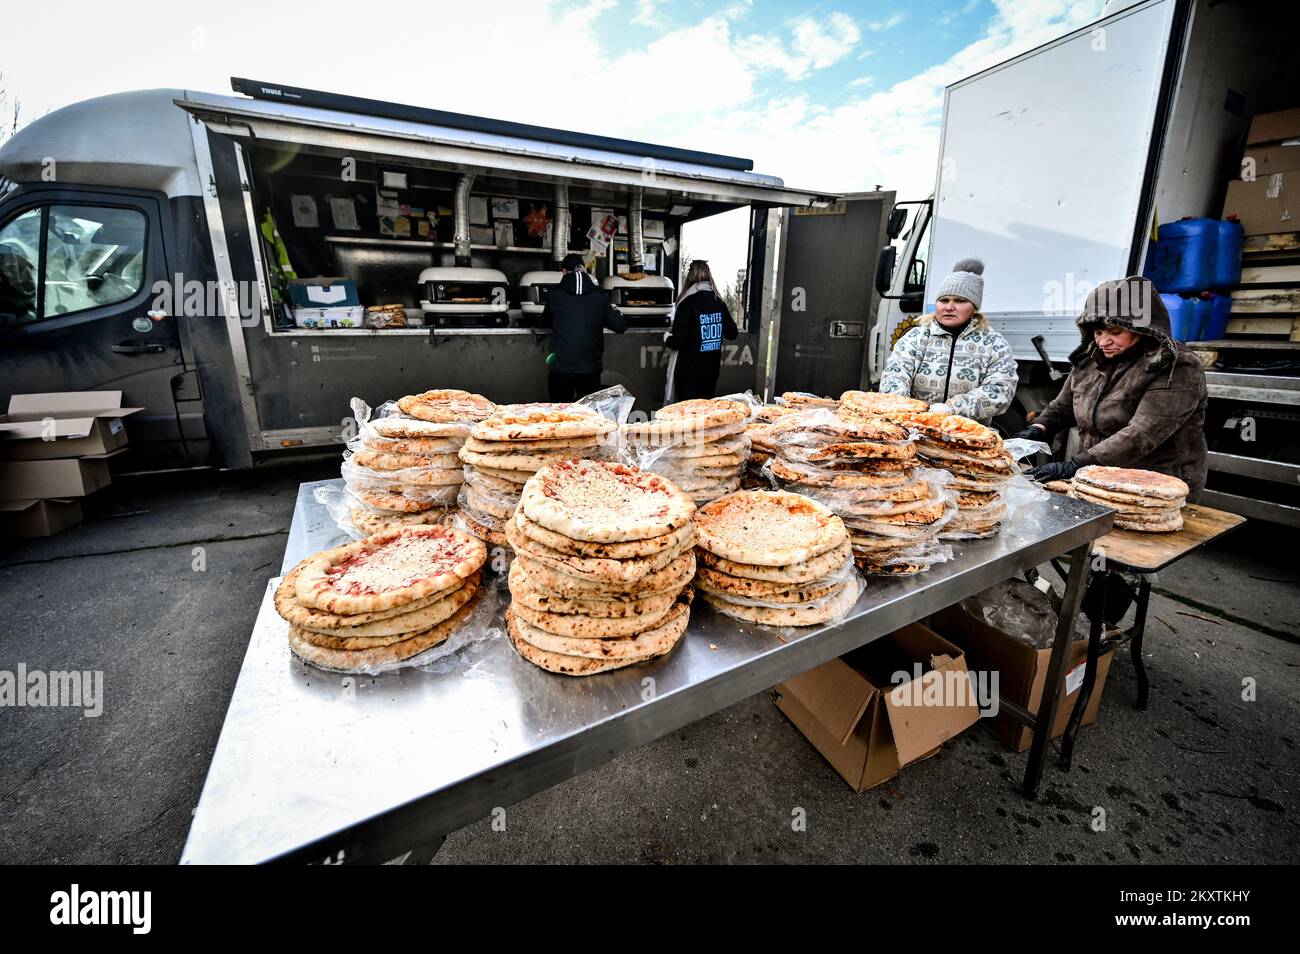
937,258,985,310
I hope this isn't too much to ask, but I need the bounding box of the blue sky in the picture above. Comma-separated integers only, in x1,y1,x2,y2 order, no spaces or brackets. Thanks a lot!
603,0,988,108
0,0,1108,283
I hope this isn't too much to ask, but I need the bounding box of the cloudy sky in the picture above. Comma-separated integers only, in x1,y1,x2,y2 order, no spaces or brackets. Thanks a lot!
0,0,1108,284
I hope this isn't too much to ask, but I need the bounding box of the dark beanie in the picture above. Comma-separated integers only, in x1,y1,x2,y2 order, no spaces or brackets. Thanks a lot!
561,253,584,271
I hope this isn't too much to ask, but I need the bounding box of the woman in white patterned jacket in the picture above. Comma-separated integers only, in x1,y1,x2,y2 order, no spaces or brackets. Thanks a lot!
879,258,1019,425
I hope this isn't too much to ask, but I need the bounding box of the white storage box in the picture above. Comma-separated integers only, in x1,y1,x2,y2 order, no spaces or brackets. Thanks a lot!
292,306,364,329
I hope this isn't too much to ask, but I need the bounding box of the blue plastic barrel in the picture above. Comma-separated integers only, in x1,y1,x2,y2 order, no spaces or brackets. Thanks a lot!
1203,292,1231,341
1144,218,1218,293
1213,219,1244,288
1162,293,1201,342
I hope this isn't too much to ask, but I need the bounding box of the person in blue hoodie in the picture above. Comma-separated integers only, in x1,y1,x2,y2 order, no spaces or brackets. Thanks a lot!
664,259,738,401
541,253,626,402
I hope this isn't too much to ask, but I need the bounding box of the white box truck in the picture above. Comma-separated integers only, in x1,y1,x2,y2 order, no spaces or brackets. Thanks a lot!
873,0,1300,527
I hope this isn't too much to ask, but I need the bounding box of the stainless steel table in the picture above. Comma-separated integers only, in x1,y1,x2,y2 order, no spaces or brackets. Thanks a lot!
181,479,1112,864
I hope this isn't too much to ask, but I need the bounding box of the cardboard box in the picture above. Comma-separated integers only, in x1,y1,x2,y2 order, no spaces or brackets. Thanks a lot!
1241,142,1300,177
0,455,115,500
0,392,142,460
1222,174,1296,236
930,605,1112,753
0,498,83,537
1246,107,1300,147
775,623,981,791
287,277,360,308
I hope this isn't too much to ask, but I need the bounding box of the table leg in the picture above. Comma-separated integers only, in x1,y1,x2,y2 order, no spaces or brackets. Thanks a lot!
1131,576,1152,710
1022,541,1092,799
1060,611,1103,771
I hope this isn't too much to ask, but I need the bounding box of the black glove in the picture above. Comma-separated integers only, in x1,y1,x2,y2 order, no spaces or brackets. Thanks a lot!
1012,425,1046,442
1028,459,1079,483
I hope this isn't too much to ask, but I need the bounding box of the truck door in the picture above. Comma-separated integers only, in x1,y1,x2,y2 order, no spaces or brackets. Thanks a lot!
772,192,893,397
0,187,188,465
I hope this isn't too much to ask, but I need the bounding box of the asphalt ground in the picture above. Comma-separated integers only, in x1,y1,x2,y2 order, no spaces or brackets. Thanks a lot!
1,463,1296,864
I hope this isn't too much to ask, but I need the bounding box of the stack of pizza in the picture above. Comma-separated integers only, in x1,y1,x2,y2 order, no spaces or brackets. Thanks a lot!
694,490,859,625
274,525,487,672
343,389,495,535
504,459,697,676
765,405,951,575
623,398,752,504
743,404,795,486
456,403,618,548
899,411,1013,539
1072,466,1188,532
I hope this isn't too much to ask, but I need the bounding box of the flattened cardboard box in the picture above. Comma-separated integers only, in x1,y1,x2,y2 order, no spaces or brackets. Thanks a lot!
0,498,83,538
0,391,142,460
0,453,118,500
775,623,980,792
930,605,1112,753
1246,107,1300,147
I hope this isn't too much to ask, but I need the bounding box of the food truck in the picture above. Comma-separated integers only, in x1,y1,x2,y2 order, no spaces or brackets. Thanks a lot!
0,79,862,471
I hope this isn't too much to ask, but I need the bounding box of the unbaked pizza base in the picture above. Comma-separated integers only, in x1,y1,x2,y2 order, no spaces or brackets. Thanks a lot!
695,565,846,603
294,525,486,615
370,417,472,440
1114,514,1183,532
513,509,693,560
295,573,482,645
695,490,848,566
839,391,929,416
697,537,852,584
649,435,750,459
505,518,693,582
1074,465,1189,500
510,592,681,638
622,419,747,444
1075,490,1185,515
508,561,681,618
275,562,462,629
506,609,682,675
472,406,616,443
520,459,696,543
463,435,600,455
396,389,495,423
288,587,483,672
353,448,462,471
508,602,690,662
512,551,696,599
702,578,859,627
454,509,510,548
361,436,464,456
349,506,452,537
653,398,750,429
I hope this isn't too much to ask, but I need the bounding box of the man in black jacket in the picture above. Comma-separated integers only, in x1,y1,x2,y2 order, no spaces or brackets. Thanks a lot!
541,254,626,401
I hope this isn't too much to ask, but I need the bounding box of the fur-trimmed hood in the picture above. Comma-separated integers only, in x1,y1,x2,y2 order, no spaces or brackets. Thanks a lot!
1068,276,1177,371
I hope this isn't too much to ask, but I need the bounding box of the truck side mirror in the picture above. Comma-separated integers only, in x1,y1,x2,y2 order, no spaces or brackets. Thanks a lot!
900,291,925,314
875,246,897,295
886,207,907,240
